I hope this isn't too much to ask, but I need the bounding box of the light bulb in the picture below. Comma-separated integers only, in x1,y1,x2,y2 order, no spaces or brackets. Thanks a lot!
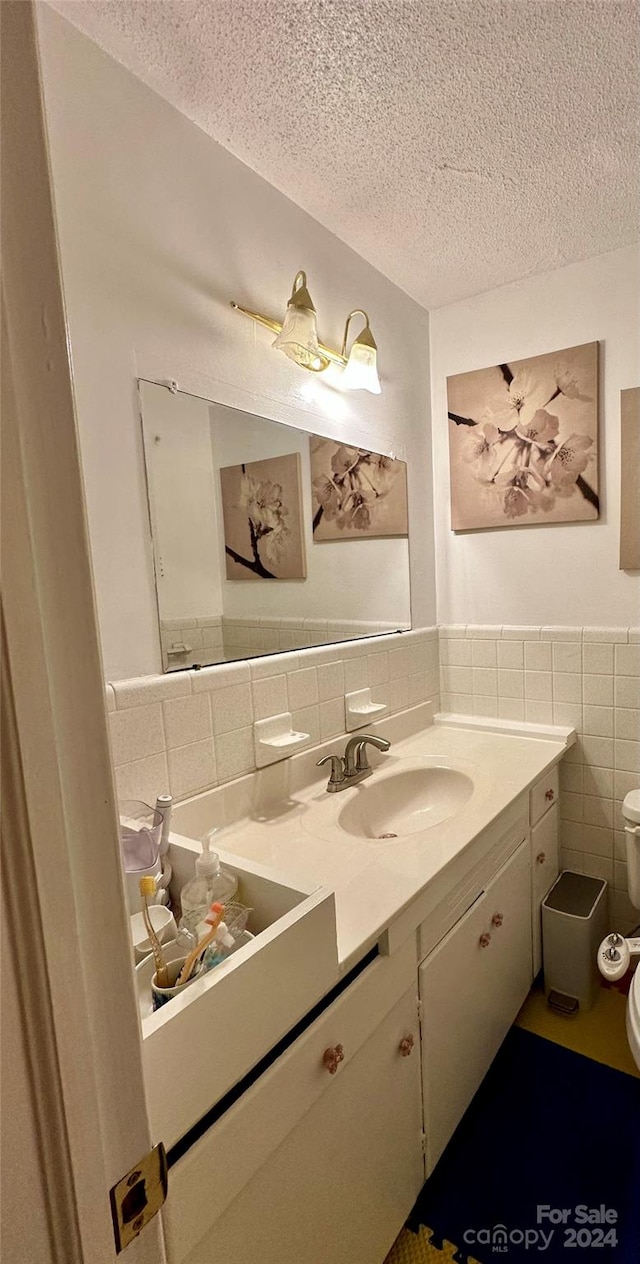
272,306,324,371
341,340,381,394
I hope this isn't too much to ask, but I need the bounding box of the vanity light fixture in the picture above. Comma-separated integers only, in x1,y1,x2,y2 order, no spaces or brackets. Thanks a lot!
271,271,329,373
230,271,382,392
340,309,381,395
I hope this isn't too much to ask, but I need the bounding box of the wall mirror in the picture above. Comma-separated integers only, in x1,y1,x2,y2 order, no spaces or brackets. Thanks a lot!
139,381,411,670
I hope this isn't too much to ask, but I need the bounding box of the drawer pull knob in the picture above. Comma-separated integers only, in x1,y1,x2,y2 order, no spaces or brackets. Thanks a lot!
399,1035,414,1057
491,912,504,928
545,788,555,801
536,851,547,865
479,932,492,948
323,1044,344,1075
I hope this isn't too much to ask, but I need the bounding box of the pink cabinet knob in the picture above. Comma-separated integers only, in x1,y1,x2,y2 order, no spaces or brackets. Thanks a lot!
479,932,492,948
323,1043,345,1075
491,912,504,928
399,1035,414,1057
536,851,547,865
545,788,555,801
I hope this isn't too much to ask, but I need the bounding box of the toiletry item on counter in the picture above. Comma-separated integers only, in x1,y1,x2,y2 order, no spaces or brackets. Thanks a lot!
151,953,202,1012
178,830,238,934
129,905,177,962
194,900,251,942
139,875,169,987
120,800,163,914
154,793,173,856
176,902,225,987
136,931,255,1018
202,921,236,971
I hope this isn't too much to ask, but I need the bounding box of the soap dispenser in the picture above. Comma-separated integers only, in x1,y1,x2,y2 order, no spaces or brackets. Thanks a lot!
178,830,238,934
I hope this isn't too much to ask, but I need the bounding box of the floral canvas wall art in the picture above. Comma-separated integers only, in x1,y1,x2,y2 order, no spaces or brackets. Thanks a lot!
447,342,599,531
219,452,307,580
619,387,640,571
310,436,408,541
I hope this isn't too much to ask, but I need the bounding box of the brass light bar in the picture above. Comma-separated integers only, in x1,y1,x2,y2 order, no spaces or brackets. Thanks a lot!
230,301,348,370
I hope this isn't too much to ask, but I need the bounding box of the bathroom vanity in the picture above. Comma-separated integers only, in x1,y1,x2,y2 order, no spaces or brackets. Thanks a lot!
139,706,571,1264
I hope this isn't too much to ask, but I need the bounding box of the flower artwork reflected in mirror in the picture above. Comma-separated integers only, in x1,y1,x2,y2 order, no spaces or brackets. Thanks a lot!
138,381,411,671
447,341,599,531
310,438,408,540
220,453,307,580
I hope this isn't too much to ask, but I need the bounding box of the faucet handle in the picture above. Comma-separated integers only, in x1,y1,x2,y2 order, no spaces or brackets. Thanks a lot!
317,754,346,787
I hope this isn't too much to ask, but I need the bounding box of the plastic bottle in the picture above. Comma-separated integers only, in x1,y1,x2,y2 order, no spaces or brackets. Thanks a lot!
178,830,238,934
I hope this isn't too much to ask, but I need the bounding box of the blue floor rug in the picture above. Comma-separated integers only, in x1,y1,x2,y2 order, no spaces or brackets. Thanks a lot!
408,1026,640,1264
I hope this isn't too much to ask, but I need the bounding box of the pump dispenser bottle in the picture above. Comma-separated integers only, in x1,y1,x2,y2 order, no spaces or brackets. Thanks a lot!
179,830,238,934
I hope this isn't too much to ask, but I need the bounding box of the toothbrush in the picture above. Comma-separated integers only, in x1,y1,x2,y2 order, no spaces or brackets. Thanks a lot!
176,902,224,987
139,875,170,988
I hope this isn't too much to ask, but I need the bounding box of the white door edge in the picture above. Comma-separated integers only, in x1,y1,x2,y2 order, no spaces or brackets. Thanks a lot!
2,4,164,1260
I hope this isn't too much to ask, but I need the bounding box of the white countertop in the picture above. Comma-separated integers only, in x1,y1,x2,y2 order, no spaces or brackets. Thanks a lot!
171,714,573,970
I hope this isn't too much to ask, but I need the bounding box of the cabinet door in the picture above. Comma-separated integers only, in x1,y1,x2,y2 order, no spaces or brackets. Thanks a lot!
181,983,423,1264
531,804,559,974
420,839,532,1174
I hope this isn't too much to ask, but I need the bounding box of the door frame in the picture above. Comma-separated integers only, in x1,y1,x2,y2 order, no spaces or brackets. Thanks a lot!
1,3,164,1259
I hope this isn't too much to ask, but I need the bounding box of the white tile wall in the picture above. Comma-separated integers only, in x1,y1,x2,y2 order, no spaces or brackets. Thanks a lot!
222,614,403,661
160,614,407,668
167,739,216,799
440,624,640,930
159,615,223,671
107,627,440,805
106,621,639,931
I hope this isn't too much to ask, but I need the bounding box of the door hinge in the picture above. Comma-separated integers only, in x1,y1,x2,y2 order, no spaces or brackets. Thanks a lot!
109,1142,168,1253
416,996,423,1024
420,1130,427,1155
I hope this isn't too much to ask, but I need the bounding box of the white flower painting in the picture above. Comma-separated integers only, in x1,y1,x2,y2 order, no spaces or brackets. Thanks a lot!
310,437,408,541
447,342,599,531
219,453,307,580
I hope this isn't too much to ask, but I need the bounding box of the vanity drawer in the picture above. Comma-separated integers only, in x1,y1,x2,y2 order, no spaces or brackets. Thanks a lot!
142,843,338,1149
530,765,559,826
417,804,528,961
163,936,419,1263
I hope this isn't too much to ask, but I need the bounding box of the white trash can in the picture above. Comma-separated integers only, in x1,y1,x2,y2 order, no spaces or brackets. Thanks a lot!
542,871,608,1012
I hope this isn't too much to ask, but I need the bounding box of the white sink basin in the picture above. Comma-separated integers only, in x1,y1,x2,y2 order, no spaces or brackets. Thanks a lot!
336,765,474,839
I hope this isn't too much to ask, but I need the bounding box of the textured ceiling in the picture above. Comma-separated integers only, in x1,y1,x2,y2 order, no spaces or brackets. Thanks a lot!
46,0,639,309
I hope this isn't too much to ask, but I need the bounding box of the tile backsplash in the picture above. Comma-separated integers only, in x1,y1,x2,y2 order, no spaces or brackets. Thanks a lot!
107,626,440,804
106,621,639,933
159,614,406,671
440,624,640,931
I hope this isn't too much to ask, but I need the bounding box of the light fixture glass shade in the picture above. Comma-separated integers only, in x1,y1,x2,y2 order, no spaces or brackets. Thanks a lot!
272,305,325,372
341,339,381,394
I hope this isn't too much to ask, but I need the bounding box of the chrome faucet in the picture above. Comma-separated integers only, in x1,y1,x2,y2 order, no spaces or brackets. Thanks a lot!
317,733,391,793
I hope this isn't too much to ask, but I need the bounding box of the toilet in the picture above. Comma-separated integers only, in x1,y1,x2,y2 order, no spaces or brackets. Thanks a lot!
627,967,640,1069
598,789,640,1070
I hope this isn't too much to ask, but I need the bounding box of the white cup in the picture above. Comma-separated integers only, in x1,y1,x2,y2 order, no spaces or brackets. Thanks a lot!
150,955,202,1011
130,905,177,962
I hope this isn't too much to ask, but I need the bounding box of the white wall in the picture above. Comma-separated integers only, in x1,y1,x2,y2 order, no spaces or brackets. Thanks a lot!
36,6,435,680
430,247,640,626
